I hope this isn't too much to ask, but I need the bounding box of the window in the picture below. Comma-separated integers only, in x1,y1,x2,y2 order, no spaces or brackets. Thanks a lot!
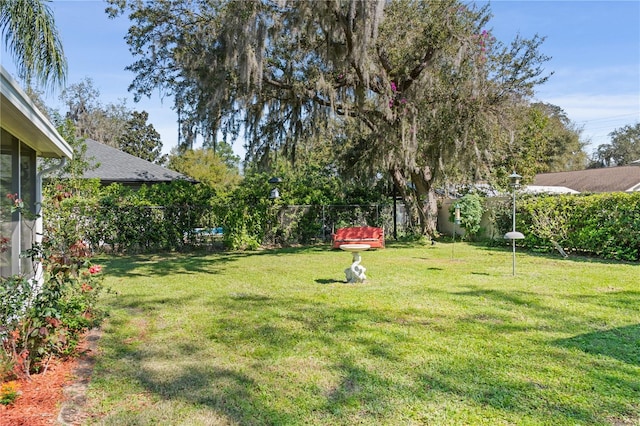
0,129,17,277
20,142,37,275
0,129,37,277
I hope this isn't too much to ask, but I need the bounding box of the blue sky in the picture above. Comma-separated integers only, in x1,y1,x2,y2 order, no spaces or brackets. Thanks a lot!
2,0,639,159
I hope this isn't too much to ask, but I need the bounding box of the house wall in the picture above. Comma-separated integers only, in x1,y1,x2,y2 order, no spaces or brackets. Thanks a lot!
1,66,71,279
1,128,37,277
438,199,465,238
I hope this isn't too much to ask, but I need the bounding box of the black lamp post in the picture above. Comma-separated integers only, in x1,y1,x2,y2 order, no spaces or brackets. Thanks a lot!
504,172,524,275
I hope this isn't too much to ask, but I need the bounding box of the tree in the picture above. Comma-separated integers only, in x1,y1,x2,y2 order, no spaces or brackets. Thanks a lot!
491,103,588,178
118,111,166,164
208,140,241,172
166,148,240,193
60,78,165,162
0,0,67,89
59,78,130,147
534,103,588,172
108,0,551,238
40,114,101,198
591,123,640,167
26,91,99,187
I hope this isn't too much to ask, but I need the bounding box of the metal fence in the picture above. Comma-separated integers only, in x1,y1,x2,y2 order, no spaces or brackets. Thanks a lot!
264,203,418,246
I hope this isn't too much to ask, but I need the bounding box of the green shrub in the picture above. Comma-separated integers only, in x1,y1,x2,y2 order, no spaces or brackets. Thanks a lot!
449,193,484,240
43,180,219,253
2,191,107,381
1,249,106,380
517,192,640,261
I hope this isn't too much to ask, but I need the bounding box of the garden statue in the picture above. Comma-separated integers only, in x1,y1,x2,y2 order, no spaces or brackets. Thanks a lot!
339,244,370,283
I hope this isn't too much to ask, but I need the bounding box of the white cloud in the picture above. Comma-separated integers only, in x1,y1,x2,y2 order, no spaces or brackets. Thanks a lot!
541,93,640,121
535,93,640,151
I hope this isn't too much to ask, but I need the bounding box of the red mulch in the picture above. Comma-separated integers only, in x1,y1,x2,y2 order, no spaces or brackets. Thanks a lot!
0,329,99,426
0,356,77,426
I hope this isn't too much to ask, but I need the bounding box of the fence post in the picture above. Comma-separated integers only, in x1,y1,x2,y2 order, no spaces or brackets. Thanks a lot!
322,205,326,241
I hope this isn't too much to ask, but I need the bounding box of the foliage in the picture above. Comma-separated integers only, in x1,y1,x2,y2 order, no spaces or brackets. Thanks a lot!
42,179,220,254
42,171,394,252
117,111,166,164
2,249,105,380
0,276,34,370
59,78,130,147
166,147,240,193
217,195,264,251
448,192,483,240
213,163,391,249
522,194,571,256
58,77,165,159
1,195,106,381
106,0,551,238
40,117,97,184
492,192,640,261
534,103,589,172
0,0,67,89
42,153,395,253
0,381,19,405
592,123,640,167
491,103,588,179
204,140,241,171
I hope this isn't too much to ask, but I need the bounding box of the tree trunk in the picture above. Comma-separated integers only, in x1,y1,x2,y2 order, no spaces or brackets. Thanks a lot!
410,167,438,238
389,165,438,239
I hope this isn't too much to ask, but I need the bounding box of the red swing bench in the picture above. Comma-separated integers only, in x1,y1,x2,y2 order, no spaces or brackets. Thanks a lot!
331,226,385,249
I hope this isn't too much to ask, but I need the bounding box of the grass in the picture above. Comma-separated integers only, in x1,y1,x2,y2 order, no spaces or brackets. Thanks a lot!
85,242,639,425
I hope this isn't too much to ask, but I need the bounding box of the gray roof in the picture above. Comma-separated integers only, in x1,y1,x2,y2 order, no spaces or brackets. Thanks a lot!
81,139,193,185
533,165,640,193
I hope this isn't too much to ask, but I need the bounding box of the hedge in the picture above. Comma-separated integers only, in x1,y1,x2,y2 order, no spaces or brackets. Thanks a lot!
508,192,640,261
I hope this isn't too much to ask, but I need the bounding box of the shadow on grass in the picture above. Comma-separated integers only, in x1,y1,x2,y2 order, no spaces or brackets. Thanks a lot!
468,241,640,266
417,367,600,425
95,288,638,425
106,292,203,318
315,278,344,284
99,252,238,278
453,286,547,310
99,245,330,278
568,290,640,311
97,297,415,424
554,323,640,367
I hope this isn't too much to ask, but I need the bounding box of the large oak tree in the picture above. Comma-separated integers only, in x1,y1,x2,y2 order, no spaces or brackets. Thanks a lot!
108,0,551,237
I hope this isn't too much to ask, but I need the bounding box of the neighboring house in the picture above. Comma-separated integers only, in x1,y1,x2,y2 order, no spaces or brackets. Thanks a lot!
523,185,580,195
533,165,640,193
1,66,73,278
75,138,194,188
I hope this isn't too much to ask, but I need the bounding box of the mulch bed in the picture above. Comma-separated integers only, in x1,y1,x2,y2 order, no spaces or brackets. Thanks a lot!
0,357,76,426
0,329,99,426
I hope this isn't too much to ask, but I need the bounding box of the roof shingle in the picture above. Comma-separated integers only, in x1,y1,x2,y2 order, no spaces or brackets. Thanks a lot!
79,139,193,185
533,166,640,193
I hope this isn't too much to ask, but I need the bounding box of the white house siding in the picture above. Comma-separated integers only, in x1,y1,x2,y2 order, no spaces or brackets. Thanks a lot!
1,66,72,277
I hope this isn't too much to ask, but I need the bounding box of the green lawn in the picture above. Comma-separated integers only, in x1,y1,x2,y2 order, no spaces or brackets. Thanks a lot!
86,242,639,425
